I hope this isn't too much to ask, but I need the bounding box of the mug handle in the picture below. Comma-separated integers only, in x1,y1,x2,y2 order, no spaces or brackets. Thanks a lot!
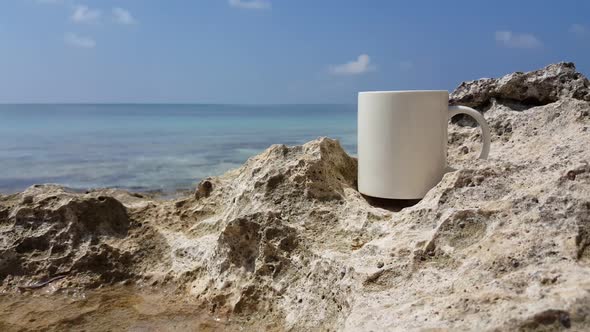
448,106,491,159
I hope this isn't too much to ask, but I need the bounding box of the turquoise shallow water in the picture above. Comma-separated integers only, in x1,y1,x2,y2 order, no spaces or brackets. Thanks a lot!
0,104,356,194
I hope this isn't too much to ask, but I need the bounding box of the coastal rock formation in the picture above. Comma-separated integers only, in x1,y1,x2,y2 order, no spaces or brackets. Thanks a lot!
0,185,168,289
1,62,590,331
450,62,590,109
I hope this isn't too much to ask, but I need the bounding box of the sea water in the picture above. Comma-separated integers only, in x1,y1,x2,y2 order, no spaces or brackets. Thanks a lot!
0,104,356,194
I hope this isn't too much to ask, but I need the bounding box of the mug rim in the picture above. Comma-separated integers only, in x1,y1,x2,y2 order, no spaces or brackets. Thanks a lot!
358,90,448,95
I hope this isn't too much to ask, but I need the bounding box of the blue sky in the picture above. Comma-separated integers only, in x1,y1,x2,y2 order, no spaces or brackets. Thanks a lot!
1,0,589,103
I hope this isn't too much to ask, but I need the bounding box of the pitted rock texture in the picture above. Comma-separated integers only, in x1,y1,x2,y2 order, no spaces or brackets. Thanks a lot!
0,185,169,288
450,62,590,109
1,62,590,331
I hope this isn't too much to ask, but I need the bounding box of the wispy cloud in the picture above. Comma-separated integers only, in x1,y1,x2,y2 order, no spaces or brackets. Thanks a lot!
112,7,137,25
64,32,95,48
495,31,542,49
71,5,101,24
330,54,375,75
570,24,587,36
229,0,271,10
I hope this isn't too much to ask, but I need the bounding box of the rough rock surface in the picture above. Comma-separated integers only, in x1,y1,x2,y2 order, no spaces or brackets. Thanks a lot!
1,63,590,331
450,62,590,109
0,186,168,289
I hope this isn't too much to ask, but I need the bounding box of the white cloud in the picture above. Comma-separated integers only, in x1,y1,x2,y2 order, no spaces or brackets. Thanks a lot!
330,54,375,75
112,7,137,25
570,24,587,36
64,32,95,48
229,0,271,10
71,5,101,24
495,31,542,49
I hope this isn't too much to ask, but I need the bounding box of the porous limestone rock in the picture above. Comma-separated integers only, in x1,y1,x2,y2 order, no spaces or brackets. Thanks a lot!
0,185,169,288
450,62,590,109
1,63,590,331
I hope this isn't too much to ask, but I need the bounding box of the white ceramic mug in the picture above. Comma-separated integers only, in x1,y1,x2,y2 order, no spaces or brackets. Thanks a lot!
358,90,491,199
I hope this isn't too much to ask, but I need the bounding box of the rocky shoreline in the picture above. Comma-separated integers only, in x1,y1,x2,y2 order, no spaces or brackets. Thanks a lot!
1,62,590,331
